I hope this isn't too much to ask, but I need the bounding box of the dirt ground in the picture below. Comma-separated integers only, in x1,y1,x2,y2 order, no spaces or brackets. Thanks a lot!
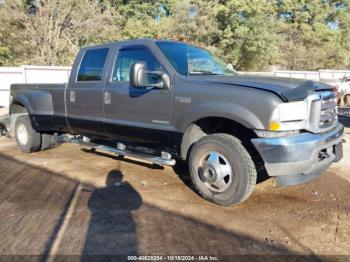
0,107,349,258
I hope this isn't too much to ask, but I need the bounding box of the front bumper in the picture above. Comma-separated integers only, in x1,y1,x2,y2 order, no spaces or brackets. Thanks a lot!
251,124,344,186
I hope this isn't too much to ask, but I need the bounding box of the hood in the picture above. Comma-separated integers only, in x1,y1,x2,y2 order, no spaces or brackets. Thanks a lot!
189,75,334,101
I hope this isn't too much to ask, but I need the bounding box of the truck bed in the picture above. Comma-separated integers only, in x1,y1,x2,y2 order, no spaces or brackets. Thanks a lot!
10,83,67,132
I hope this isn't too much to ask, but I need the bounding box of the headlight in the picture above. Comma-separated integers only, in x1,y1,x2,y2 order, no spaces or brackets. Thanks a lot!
268,101,308,131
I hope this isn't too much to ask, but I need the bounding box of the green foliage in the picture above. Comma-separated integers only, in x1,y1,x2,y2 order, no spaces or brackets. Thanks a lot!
0,0,349,70
0,0,121,65
0,46,11,66
212,0,278,70
274,0,350,70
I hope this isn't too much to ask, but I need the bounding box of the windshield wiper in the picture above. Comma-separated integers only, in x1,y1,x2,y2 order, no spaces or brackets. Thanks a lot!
189,71,220,75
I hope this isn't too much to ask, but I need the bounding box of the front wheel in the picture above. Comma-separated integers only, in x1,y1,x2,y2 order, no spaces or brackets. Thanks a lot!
188,133,257,206
15,114,41,153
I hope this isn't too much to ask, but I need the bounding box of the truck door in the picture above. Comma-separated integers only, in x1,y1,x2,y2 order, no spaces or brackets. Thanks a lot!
66,47,111,137
104,45,173,147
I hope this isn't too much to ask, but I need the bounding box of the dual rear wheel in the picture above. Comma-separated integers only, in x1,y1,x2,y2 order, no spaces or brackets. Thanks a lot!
15,114,53,153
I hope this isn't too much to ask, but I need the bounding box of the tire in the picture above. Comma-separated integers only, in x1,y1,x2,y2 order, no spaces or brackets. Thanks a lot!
41,133,54,151
15,114,41,153
188,133,257,206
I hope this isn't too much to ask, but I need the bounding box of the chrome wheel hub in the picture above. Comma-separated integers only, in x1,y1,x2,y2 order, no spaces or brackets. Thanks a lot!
198,151,233,192
17,123,28,146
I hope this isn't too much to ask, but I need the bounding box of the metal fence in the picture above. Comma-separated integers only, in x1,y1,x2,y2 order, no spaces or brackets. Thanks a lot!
1,66,350,107
241,70,350,81
0,66,70,107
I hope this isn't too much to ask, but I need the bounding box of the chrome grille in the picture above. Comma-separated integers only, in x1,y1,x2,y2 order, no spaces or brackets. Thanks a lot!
309,91,338,133
319,92,337,131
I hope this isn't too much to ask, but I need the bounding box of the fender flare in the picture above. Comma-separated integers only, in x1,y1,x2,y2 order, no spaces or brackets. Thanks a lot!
178,102,264,159
177,102,264,133
10,95,33,114
10,91,54,116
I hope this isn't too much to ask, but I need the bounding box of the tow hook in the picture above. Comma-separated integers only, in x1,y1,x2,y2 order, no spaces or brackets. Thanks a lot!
0,122,7,136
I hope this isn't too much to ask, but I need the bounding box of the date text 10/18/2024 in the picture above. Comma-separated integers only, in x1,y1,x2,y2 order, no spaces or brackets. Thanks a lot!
127,256,219,261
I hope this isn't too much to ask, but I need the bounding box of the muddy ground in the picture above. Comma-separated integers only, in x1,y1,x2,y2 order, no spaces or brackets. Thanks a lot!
0,107,349,258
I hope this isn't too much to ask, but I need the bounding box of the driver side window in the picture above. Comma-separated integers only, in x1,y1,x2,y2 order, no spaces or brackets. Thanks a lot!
112,48,161,82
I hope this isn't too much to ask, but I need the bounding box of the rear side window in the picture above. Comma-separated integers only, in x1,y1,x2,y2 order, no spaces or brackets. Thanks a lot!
77,48,109,81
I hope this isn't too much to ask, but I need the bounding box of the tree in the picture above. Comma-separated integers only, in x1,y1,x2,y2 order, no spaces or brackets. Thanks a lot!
0,0,349,70
119,0,218,51
157,0,218,46
212,0,278,71
275,0,350,70
0,0,121,65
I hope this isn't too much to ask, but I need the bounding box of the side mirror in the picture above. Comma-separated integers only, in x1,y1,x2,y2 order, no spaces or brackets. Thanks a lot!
226,63,236,73
130,62,170,89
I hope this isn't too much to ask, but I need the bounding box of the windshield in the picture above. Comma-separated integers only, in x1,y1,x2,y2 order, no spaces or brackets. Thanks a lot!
156,41,235,76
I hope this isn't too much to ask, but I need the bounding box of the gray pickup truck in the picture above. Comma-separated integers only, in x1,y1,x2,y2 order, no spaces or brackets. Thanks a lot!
9,39,344,206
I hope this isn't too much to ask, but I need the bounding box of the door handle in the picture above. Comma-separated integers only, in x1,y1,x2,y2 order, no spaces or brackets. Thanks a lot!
70,91,75,103
104,91,111,104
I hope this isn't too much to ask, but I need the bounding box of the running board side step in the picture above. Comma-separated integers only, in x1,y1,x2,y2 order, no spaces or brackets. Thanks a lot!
57,136,176,166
